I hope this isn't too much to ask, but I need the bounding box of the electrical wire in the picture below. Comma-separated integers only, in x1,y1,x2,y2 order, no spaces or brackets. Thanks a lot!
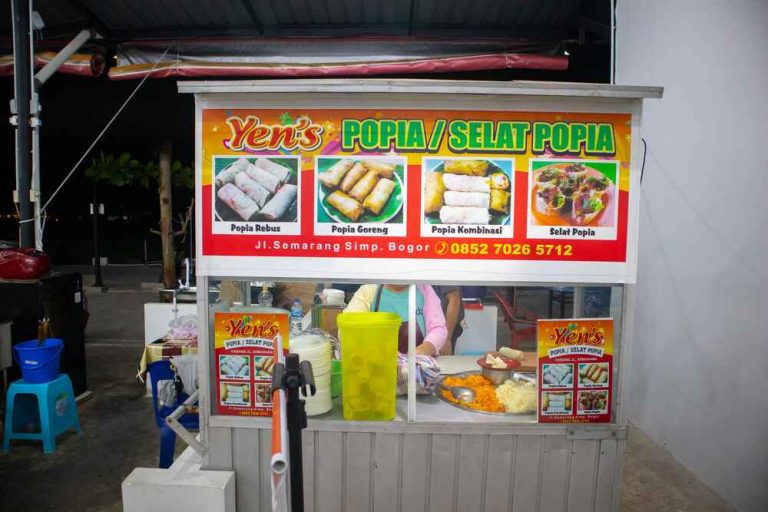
639,137,647,184
37,43,173,217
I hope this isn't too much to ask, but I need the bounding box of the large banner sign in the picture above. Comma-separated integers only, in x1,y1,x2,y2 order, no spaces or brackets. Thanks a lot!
197,105,636,282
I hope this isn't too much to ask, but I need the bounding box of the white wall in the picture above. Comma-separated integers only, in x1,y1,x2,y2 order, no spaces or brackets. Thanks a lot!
616,1,768,511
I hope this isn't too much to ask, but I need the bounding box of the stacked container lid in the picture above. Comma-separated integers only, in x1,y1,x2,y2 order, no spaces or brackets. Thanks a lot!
290,333,333,416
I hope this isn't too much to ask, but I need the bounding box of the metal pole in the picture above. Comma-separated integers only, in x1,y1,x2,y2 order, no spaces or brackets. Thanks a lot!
11,0,34,248
30,27,94,251
286,378,303,511
91,182,103,287
31,94,42,250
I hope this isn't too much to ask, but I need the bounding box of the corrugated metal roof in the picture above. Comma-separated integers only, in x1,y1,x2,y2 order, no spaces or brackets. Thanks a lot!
1,0,595,41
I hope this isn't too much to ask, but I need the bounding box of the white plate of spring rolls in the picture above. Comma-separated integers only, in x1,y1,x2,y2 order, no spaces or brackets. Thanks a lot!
423,159,512,226
214,157,299,222
316,157,404,224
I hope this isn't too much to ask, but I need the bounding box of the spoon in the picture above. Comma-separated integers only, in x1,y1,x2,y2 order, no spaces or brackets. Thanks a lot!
448,385,476,403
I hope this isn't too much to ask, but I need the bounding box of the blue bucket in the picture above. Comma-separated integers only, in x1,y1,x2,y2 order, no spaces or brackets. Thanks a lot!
13,338,63,383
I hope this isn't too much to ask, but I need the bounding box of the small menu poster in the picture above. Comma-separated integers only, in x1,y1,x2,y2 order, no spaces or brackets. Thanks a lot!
214,310,288,416
537,318,613,423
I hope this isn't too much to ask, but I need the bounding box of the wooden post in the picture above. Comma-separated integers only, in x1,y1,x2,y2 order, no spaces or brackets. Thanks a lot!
159,140,176,288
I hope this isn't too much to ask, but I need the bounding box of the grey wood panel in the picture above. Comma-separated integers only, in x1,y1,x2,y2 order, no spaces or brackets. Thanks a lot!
362,0,381,24
260,429,274,512
380,0,396,24
306,0,330,24
232,428,262,512
401,433,430,512
610,440,627,512
303,431,316,512
344,0,364,24
539,435,571,512
206,426,233,470
428,434,459,512
251,0,279,26
593,439,618,512
483,434,517,512
326,0,346,23
512,435,543,512
373,433,401,512
345,432,372,512
316,431,343,512
415,0,434,25
270,0,296,24
289,0,312,24
393,0,412,23
456,434,488,511
567,440,599,512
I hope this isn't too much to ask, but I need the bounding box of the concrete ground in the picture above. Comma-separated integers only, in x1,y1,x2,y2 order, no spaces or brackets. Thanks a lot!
0,268,736,511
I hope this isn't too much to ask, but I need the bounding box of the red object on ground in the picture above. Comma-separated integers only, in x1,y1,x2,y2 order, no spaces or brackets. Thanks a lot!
0,248,51,280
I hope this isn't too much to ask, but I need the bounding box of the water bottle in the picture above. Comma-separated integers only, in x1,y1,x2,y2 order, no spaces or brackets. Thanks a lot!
290,299,303,336
257,285,273,307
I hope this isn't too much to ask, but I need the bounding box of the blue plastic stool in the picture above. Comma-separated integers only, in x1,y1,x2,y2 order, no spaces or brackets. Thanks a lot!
2,374,81,454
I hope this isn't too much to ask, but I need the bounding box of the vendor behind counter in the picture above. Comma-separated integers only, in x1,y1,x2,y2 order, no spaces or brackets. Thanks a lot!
344,284,447,356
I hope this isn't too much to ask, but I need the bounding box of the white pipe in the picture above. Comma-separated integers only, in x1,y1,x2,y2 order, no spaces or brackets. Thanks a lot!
34,28,94,86
407,285,416,421
32,113,42,250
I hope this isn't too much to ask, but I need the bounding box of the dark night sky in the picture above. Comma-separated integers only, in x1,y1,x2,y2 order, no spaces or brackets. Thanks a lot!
0,75,195,262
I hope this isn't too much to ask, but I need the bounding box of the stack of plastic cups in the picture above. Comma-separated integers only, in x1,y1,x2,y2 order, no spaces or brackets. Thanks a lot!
290,333,333,416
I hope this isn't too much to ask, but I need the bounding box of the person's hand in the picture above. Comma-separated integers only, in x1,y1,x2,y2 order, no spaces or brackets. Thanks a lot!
415,341,437,356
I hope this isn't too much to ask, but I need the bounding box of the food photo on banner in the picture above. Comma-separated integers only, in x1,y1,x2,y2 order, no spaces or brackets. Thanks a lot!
420,157,514,238
314,155,407,237
212,155,301,235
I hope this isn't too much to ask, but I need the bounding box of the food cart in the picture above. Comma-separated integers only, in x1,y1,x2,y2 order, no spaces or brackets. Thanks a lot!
178,79,661,511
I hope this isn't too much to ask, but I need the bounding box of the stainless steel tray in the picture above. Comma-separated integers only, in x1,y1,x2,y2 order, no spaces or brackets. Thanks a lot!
435,371,537,416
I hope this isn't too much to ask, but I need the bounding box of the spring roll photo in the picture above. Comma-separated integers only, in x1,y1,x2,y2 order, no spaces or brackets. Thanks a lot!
490,172,510,190
260,184,298,221
442,173,490,193
444,159,489,176
361,160,396,178
490,189,510,214
327,190,364,222
348,170,379,202
536,183,566,216
234,172,271,208
339,162,368,193
363,178,396,215
423,172,445,214
444,191,490,208
217,183,260,221
319,159,355,189
571,189,604,226
244,163,281,194
215,158,250,187
255,157,292,184
439,206,490,225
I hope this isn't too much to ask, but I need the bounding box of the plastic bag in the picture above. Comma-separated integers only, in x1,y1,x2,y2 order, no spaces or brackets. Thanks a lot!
396,354,441,395
0,248,50,280
171,354,198,395
166,314,198,340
